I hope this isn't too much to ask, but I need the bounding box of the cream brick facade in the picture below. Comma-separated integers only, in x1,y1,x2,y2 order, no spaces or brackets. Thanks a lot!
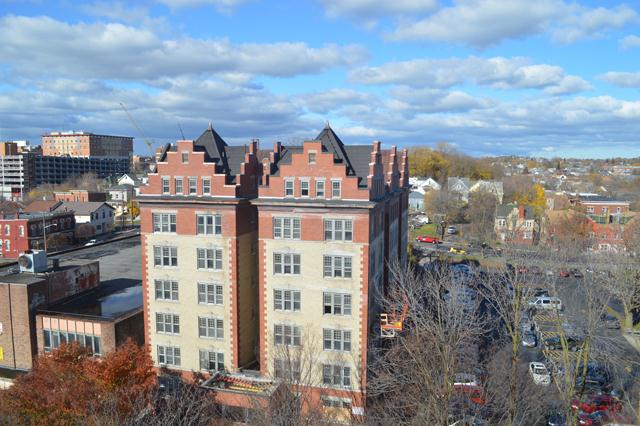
145,229,233,372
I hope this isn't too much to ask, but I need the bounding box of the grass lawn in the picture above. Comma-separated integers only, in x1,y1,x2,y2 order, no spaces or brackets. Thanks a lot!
410,223,438,240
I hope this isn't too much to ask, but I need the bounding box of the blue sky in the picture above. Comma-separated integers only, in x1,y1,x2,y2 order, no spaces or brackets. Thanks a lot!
0,0,639,158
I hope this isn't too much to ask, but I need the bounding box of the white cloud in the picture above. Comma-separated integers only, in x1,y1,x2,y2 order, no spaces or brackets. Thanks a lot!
349,56,590,94
381,0,638,47
299,89,377,114
598,72,640,88
0,15,368,80
552,5,638,43
387,87,492,113
155,0,251,12
620,34,640,49
320,0,438,24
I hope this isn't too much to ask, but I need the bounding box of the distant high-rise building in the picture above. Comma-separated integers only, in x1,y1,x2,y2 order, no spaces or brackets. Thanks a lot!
42,131,133,159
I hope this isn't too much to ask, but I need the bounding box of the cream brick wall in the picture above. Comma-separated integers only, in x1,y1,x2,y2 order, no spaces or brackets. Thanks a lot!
145,231,233,372
263,238,365,388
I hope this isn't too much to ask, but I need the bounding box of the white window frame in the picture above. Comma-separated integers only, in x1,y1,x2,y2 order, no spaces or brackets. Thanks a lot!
153,246,178,267
199,350,224,371
323,292,352,315
273,217,301,239
156,313,180,334
274,289,301,311
198,282,223,305
198,316,224,339
274,324,301,346
174,177,183,195
300,179,310,197
153,213,177,233
197,248,223,270
324,219,353,241
323,329,352,351
273,253,301,275
161,176,170,194
157,345,181,367
274,359,301,381
323,255,353,278
155,279,179,301
202,178,211,195
322,364,351,388
196,214,222,235
188,177,198,195
181,151,189,163
331,180,341,199
316,180,325,199
284,179,294,197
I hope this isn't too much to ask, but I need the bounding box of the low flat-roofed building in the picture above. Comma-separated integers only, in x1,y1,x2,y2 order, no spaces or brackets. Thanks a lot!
36,279,143,357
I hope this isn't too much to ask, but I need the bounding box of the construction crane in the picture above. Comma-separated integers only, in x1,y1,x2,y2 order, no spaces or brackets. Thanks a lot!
120,102,154,158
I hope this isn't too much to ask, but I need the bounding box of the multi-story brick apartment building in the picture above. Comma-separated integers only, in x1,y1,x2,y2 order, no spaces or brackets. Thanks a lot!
0,211,76,258
138,124,409,418
42,131,133,159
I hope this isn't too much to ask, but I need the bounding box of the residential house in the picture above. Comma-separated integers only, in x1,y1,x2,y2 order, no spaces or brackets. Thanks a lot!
0,212,76,258
409,191,425,211
53,202,115,235
494,203,539,246
448,177,503,203
408,177,441,193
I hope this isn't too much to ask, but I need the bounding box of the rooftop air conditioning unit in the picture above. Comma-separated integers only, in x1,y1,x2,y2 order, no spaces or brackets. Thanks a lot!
18,250,48,273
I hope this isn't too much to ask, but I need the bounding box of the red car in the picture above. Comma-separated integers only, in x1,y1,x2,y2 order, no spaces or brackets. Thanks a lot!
558,269,571,277
572,395,622,414
416,235,440,244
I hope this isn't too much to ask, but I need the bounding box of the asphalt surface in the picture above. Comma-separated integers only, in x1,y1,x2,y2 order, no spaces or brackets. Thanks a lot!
0,235,141,284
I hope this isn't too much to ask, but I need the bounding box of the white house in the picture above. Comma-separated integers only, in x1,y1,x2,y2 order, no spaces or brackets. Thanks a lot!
409,177,441,194
53,202,115,235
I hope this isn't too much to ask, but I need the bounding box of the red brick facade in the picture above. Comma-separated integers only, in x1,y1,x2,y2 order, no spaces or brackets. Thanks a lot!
0,212,76,258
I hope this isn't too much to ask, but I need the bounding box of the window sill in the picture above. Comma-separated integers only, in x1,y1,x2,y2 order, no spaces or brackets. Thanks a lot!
155,299,180,303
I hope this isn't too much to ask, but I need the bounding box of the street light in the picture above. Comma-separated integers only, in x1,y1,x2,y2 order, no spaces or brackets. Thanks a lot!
42,213,58,253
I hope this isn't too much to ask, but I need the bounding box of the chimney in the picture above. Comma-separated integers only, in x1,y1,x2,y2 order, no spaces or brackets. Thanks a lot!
519,205,525,219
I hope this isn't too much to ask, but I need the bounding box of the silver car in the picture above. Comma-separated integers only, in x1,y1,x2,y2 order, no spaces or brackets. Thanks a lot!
522,331,537,347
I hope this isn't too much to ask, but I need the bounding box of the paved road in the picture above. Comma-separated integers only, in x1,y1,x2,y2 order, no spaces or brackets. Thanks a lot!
0,236,141,284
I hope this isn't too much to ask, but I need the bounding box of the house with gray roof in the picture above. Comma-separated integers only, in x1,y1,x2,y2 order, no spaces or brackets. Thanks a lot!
53,201,115,235
494,203,539,246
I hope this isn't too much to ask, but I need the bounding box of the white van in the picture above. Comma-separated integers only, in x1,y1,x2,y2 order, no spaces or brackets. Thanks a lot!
528,296,562,311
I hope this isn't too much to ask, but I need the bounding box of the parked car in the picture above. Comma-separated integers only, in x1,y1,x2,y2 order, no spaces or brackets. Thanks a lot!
515,265,529,274
570,268,584,278
546,412,566,426
577,410,612,425
533,288,550,298
601,313,621,329
529,362,551,385
447,225,458,234
84,239,97,246
416,235,441,244
528,296,562,311
450,247,466,255
544,336,583,351
558,269,571,278
453,373,481,388
522,331,537,347
571,394,622,414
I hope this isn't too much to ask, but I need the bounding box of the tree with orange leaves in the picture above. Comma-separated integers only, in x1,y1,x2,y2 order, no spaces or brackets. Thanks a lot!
0,339,155,426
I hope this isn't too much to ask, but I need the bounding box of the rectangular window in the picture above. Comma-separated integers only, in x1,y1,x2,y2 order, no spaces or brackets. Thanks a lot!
323,329,352,351
323,256,352,278
198,317,224,339
153,246,178,267
152,213,177,233
181,152,189,163
161,177,170,194
189,177,197,194
273,289,301,311
197,248,223,270
284,180,294,197
273,253,301,275
273,217,301,239
19,226,24,237
175,177,183,194
155,280,179,301
274,324,301,346
323,292,352,315
274,359,301,381
308,152,316,164
300,180,309,197
44,329,101,355
324,219,353,241
322,364,351,387
316,180,325,198
202,178,211,195
586,207,595,213
196,214,222,235
198,282,223,305
331,180,341,199
157,345,181,367
199,350,224,371
322,397,352,409
156,313,180,334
